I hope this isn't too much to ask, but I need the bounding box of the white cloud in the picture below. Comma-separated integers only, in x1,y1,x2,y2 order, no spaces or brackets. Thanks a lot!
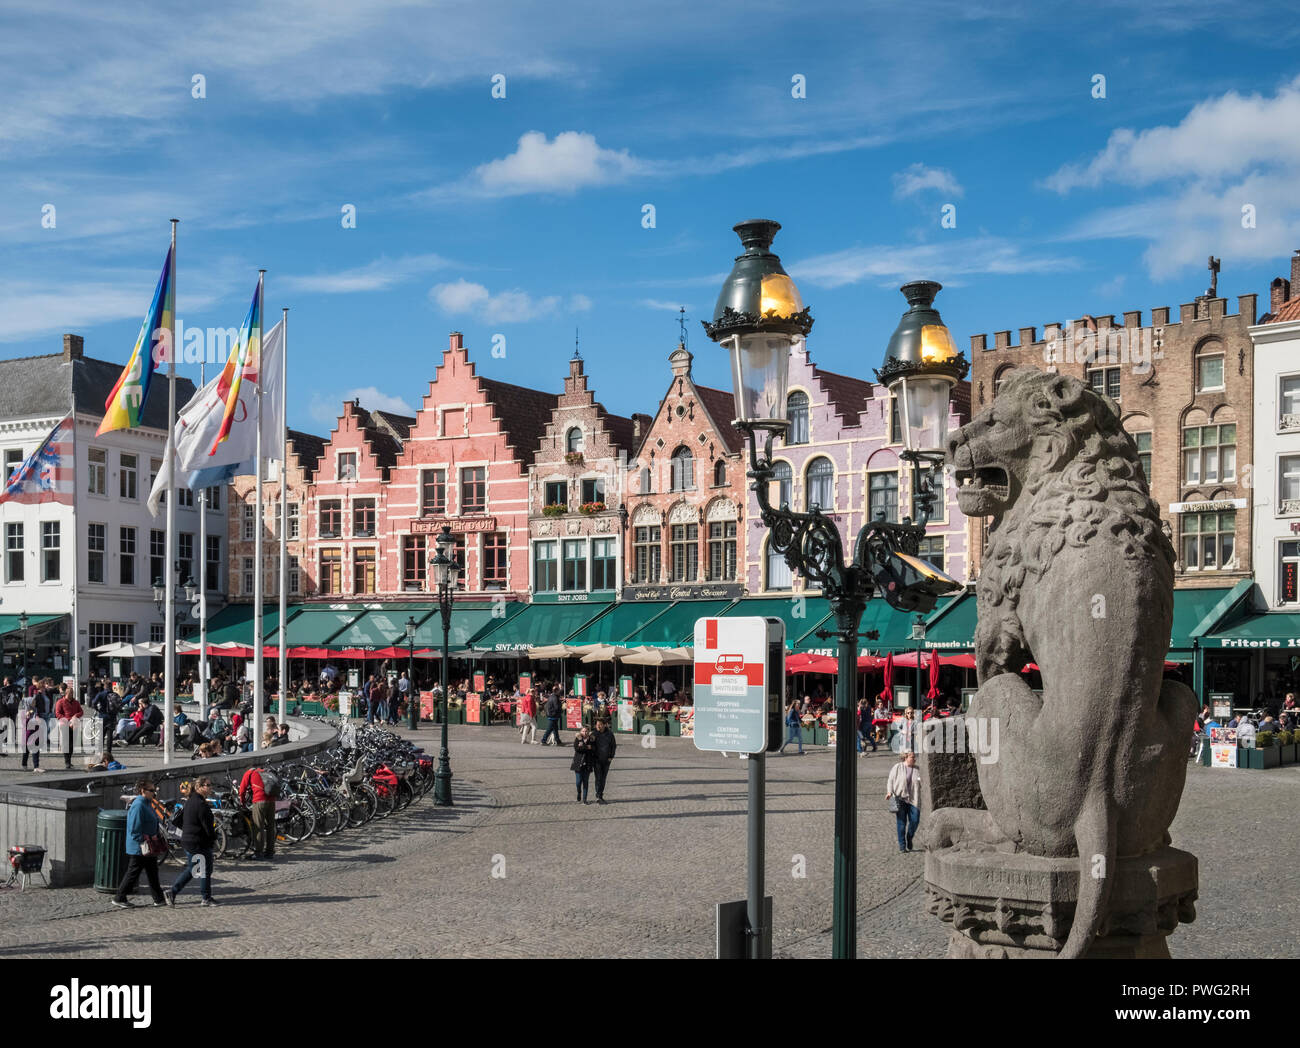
791,237,1078,289
892,163,964,199
469,131,643,197
309,387,415,428
640,299,692,312
430,279,589,323
1045,76,1300,193
282,254,453,294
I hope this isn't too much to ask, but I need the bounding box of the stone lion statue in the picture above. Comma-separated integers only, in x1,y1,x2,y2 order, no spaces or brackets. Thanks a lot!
931,367,1197,958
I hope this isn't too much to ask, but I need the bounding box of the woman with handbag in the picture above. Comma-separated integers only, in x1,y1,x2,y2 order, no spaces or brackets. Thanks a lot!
572,725,595,804
112,780,167,908
885,751,921,853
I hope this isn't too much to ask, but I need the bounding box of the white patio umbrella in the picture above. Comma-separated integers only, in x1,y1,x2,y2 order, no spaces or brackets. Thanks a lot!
91,642,160,659
622,647,692,666
529,644,579,660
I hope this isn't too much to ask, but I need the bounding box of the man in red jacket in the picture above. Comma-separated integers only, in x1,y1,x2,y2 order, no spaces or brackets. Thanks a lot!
238,767,277,860
53,683,83,769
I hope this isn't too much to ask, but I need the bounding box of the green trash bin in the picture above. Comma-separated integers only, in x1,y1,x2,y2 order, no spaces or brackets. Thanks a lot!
94,808,128,893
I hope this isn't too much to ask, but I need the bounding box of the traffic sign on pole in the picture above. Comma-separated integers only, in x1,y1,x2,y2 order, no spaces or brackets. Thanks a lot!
692,616,785,754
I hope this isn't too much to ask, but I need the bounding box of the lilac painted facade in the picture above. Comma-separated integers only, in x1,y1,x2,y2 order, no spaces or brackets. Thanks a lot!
744,341,972,595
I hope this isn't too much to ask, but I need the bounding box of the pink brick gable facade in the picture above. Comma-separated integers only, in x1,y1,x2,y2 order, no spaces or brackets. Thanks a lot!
744,341,972,594
383,332,557,602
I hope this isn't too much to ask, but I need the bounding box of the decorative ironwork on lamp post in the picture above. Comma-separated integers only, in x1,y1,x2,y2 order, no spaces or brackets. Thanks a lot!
430,526,461,807
703,219,966,960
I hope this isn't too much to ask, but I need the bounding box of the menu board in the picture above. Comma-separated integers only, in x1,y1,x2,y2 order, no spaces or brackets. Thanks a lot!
1210,744,1237,768
420,690,437,719
518,672,532,695
466,694,481,724
679,708,695,738
565,698,582,730
473,672,486,692
617,699,635,732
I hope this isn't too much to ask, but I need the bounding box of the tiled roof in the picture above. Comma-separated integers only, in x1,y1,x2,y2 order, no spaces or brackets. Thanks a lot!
370,410,415,442
480,377,560,460
814,367,874,428
286,429,326,475
0,352,197,428
693,384,746,453
1263,297,1300,324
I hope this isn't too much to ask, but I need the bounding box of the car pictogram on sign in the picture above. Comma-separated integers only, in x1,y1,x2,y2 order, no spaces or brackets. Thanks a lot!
715,653,744,674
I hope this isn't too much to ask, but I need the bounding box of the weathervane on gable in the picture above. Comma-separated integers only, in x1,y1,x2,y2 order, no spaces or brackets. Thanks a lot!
678,306,688,349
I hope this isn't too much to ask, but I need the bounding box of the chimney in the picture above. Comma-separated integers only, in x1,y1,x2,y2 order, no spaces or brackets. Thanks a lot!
1275,277,1293,314
449,331,463,352
63,333,84,361
1292,249,1300,291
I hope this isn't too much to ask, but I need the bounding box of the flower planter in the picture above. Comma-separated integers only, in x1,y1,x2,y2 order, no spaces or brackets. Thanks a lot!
1240,746,1281,770
813,727,829,746
638,717,668,736
1277,743,1297,765
666,718,682,737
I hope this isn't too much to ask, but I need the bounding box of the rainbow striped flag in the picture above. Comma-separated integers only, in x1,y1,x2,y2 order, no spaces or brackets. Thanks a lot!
96,245,174,435
0,415,75,505
209,282,261,456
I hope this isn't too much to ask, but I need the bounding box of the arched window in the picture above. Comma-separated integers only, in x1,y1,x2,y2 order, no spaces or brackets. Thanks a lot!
993,365,1014,400
785,391,810,445
670,447,695,491
805,456,834,511
771,461,792,508
766,539,792,591
713,460,726,487
566,427,584,454
639,466,653,495
1195,340,1225,393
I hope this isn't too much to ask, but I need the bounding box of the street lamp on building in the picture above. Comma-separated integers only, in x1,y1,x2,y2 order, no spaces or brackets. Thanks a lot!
704,219,966,959
430,526,462,806
405,615,418,731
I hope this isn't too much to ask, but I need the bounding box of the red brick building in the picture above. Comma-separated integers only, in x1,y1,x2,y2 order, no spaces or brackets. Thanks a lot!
622,345,748,599
528,353,647,603
383,332,557,601
228,429,325,600
307,403,412,598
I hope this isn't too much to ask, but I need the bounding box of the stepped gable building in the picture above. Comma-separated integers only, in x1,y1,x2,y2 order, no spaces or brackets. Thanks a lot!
745,339,972,594
307,401,413,598
967,263,1257,589
622,344,748,599
229,428,326,601
382,332,558,601
528,352,648,603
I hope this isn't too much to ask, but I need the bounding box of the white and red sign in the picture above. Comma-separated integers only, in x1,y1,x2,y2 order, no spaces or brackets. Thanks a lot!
692,616,776,753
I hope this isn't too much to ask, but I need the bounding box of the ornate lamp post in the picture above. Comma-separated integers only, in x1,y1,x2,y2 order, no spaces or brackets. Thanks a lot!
430,526,461,806
405,615,418,730
18,610,28,683
704,219,966,959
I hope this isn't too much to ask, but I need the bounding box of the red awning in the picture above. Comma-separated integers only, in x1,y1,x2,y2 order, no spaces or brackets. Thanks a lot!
786,653,838,675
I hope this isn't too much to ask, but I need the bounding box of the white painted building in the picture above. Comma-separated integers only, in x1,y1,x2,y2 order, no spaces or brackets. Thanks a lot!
1249,252,1300,611
0,335,228,680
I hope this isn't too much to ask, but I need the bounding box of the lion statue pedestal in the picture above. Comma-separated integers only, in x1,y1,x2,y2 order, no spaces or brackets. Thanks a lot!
925,846,1198,959
922,368,1200,958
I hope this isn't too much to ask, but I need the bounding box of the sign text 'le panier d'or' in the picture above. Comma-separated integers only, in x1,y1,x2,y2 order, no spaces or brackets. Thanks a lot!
411,516,497,535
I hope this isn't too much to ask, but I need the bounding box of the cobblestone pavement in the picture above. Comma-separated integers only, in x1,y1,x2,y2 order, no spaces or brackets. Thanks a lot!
1,723,1295,958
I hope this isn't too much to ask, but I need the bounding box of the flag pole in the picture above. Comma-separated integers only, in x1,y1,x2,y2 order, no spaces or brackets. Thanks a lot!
253,270,266,750
163,218,178,767
198,358,209,722
69,369,80,722
278,307,288,724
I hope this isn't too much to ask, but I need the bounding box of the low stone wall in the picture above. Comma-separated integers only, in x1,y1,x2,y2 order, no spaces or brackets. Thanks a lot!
0,718,338,887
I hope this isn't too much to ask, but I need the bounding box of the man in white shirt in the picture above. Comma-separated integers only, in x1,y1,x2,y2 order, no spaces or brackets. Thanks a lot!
886,751,921,853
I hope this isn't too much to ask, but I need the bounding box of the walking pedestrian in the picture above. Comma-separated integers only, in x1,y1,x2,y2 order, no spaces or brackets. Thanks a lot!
519,689,538,744
571,725,594,803
373,677,389,724
886,751,921,853
857,697,876,755
541,689,563,747
165,777,218,906
778,700,804,755
112,781,167,908
18,686,49,772
592,717,617,803
896,706,919,754
396,672,411,724
54,682,82,769
238,765,279,860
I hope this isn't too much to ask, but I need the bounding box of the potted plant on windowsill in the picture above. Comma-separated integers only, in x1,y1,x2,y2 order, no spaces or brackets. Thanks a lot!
542,503,567,517
564,452,584,465
578,501,606,514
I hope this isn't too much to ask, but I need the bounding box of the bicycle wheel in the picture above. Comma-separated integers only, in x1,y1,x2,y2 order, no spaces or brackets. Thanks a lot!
394,778,415,812
314,795,344,836
213,820,229,859
162,837,187,868
281,801,316,843
346,786,376,828
371,782,395,820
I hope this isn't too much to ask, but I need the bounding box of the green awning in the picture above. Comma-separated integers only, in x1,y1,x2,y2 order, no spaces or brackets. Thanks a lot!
1170,586,1234,650
920,590,977,651
470,602,608,652
565,602,675,645
0,613,63,636
203,604,300,646
1202,610,1300,648
284,607,367,647
328,604,435,649
414,602,528,650
622,599,736,648
855,598,924,654
717,597,833,651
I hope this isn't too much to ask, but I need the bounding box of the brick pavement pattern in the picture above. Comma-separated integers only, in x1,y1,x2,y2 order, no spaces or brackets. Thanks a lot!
1,725,1295,958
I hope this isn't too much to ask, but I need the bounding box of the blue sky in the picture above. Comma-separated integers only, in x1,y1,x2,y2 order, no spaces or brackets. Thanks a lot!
3,1,1299,435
